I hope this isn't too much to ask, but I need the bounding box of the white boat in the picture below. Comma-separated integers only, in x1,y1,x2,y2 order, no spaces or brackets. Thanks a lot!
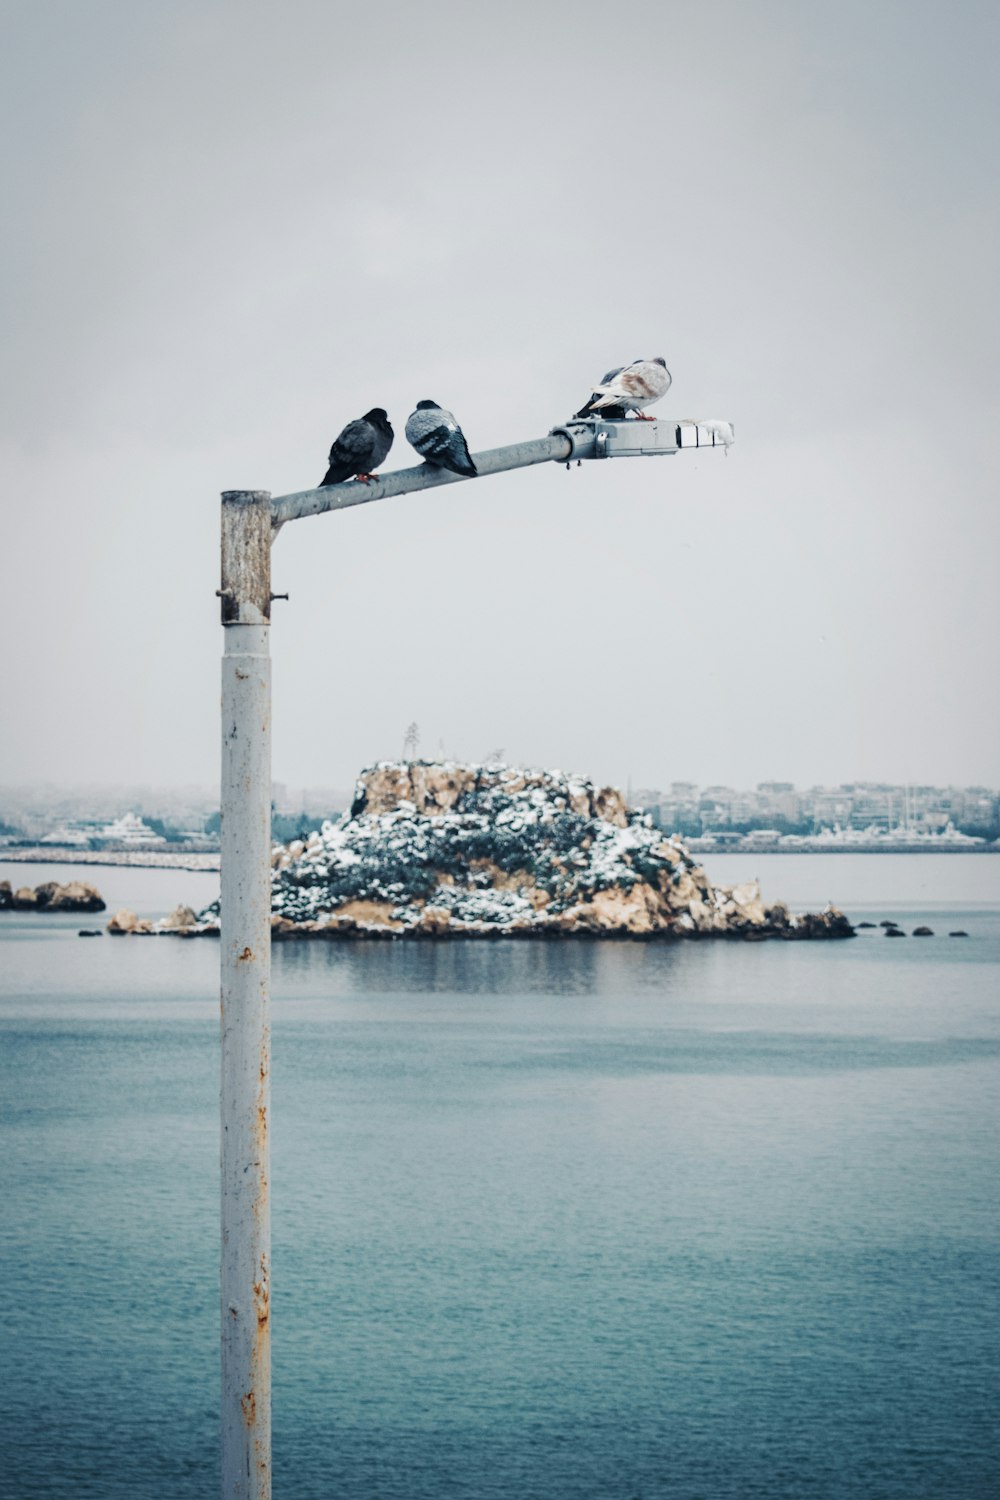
98,812,166,845
39,825,93,846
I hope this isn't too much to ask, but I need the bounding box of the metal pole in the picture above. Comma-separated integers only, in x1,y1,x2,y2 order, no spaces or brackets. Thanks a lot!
269,416,731,533
219,490,273,1500
270,430,577,530
212,412,731,1496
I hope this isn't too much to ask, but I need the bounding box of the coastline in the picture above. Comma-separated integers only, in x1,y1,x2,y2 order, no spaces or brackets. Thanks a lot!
0,846,221,871
2,841,996,871
687,841,998,855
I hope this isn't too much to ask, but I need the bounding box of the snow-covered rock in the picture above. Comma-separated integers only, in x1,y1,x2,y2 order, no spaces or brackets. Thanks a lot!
182,762,855,942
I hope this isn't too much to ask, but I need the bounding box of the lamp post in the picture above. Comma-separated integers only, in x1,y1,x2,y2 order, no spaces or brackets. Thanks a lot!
217,414,733,1499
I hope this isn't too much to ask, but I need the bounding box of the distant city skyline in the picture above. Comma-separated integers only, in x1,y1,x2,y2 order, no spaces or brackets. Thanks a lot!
2,772,997,830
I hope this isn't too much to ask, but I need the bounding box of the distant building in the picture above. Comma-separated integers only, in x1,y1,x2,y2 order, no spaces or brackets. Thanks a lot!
699,787,737,829
756,783,804,824
670,782,699,799
808,788,854,829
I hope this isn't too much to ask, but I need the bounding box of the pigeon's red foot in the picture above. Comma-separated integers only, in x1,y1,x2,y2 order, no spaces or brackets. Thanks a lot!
634,412,656,421
353,472,377,483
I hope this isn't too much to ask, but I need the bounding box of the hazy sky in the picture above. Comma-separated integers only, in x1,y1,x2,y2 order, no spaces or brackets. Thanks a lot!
2,0,998,795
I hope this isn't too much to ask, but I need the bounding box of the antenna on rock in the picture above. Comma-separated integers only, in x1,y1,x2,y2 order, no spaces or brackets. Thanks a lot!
403,722,420,761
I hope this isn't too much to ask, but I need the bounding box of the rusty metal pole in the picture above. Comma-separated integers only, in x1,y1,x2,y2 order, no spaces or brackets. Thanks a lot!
219,490,272,1500
210,418,732,1497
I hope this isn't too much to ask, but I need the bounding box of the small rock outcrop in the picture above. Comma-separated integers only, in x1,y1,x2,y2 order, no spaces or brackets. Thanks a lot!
1,879,106,912
164,904,198,930
180,762,855,942
107,908,153,935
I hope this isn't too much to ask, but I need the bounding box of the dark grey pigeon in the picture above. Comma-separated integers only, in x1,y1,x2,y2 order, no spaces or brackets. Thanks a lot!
320,408,393,486
404,400,478,478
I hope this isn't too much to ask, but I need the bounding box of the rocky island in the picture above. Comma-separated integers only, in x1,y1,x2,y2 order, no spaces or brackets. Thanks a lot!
1,879,106,912
143,763,853,941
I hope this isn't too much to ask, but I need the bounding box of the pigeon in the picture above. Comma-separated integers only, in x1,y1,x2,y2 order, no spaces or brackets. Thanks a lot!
573,363,637,420
577,357,671,421
404,400,478,478
320,408,394,486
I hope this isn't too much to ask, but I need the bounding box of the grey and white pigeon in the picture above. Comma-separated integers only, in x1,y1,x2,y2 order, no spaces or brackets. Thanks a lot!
320,407,394,486
577,357,671,421
404,400,477,477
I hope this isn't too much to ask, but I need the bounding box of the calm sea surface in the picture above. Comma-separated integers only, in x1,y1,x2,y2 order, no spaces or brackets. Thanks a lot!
2,855,998,1499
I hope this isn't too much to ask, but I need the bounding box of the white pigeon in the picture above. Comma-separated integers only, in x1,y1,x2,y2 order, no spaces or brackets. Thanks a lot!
588,357,671,420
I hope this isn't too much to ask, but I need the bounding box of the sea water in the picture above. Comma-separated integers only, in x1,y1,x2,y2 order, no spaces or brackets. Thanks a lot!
1,856,998,1499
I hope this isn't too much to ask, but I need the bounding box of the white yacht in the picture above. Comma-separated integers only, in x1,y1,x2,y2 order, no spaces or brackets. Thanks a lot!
40,825,93,846
98,812,166,845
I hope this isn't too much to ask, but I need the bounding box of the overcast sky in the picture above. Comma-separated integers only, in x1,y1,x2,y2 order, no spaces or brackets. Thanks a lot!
2,0,998,797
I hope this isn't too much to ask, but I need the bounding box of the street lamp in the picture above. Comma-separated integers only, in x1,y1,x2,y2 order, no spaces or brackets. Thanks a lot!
217,411,734,1499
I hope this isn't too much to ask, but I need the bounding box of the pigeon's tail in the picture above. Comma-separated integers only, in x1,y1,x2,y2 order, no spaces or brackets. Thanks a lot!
590,386,628,409
574,397,627,420
448,446,478,478
574,364,628,419
320,463,350,487
432,446,477,478
415,425,478,478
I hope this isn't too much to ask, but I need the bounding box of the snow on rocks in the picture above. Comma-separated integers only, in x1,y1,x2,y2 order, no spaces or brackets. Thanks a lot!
169,762,855,942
